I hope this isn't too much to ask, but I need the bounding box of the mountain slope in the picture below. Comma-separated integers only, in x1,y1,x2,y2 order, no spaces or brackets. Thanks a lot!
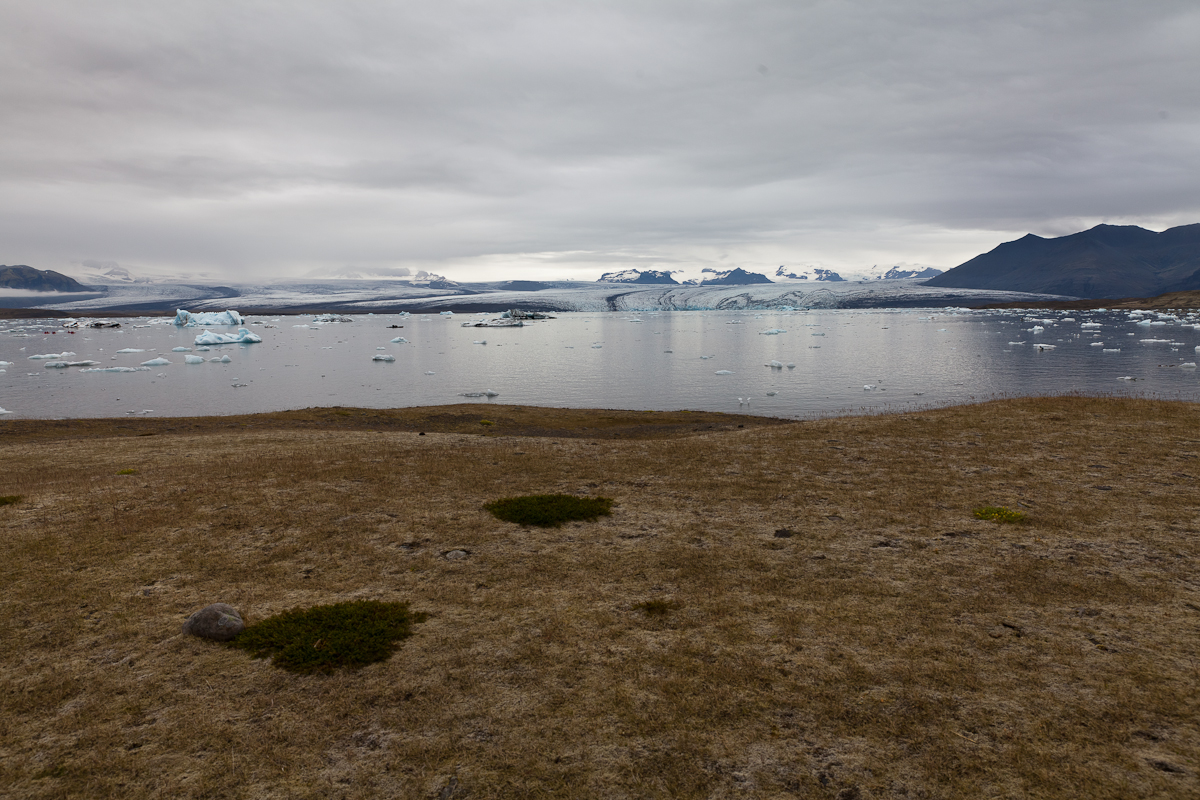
925,223,1200,298
0,265,91,292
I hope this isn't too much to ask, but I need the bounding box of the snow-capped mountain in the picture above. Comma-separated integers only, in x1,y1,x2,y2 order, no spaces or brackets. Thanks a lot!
597,269,679,284
775,266,846,282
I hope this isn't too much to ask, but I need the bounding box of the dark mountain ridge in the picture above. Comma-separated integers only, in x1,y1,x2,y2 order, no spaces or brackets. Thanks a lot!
0,265,91,292
925,223,1200,298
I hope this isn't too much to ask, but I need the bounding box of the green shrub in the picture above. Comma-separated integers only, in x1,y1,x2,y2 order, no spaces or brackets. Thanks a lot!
228,600,426,674
0,495,22,506
484,494,614,527
974,506,1027,524
480,419,494,426
117,469,138,475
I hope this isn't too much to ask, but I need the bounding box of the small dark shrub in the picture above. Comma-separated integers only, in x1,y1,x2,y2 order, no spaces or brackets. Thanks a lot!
0,495,22,506
974,506,1027,524
634,599,680,616
117,469,138,476
229,600,426,674
484,494,614,527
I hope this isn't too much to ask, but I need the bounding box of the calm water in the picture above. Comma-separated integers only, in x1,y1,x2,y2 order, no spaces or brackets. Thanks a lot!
1,308,1198,419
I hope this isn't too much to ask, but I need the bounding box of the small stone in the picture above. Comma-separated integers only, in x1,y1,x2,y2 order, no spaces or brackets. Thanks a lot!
444,550,469,561
182,603,245,641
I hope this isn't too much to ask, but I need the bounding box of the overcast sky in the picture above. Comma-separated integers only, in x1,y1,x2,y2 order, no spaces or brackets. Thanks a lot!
1,1,1197,282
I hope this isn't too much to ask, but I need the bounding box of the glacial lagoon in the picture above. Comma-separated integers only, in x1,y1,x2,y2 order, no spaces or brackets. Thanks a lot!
1,308,1198,420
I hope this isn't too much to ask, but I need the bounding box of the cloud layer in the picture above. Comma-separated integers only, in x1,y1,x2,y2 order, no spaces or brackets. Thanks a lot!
1,1,1197,281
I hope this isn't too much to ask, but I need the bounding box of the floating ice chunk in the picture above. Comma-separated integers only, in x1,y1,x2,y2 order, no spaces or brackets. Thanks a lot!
440,311,454,316
292,324,309,328
759,328,786,335
1008,341,1026,345
424,371,435,375
1117,376,1134,381
767,360,783,369
1061,317,1076,322
1136,319,1153,326
185,355,205,364
473,340,487,345
715,370,734,375
390,337,408,343
458,389,499,397
1102,348,1121,352
1030,326,1044,333
115,348,145,353
174,309,244,327
787,363,795,369
1139,338,1172,343
1090,342,1104,346
1035,344,1056,351
43,360,99,368
1150,321,1167,326
171,346,192,352
1081,322,1102,328
194,328,262,345
0,361,10,368
811,332,825,336
591,344,602,349
372,354,395,362
312,314,352,323
0,407,10,414
141,357,171,366
700,355,712,359
28,351,77,359
80,366,151,373
863,384,876,390
375,346,386,350
1181,362,1197,369
766,391,777,396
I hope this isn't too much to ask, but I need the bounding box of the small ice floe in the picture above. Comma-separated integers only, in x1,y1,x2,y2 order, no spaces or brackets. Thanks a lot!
863,384,876,390
1117,376,1135,381
1061,317,1076,322
185,355,205,364
591,344,602,349
726,320,743,325
28,351,77,359
375,346,386,350
439,311,454,316
171,346,192,352
424,371,435,375
473,340,487,345
700,355,712,359
174,309,244,327
1103,348,1121,353
116,348,146,353
43,360,99,368
0,361,10,368
312,314,352,323
1180,362,1197,368
194,328,262,345
1090,342,1104,346
390,337,408,343
759,328,786,335
664,349,673,353
715,370,734,375
141,357,171,366
80,366,151,373
1030,326,1045,333
766,391,777,396
1140,338,1172,343
766,360,783,369
1008,341,1025,345
372,354,396,362
292,324,309,328
458,389,499,397
0,407,11,415
1035,344,1056,351
811,332,825,337
1081,322,1102,328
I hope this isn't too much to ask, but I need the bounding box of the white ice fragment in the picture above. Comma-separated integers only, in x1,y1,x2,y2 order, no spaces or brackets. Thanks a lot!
141,357,171,366
766,391,777,396
80,366,151,373
0,407,10,414
440,311,454,316
1061,318,1076,322
1035,344,1056,351
1081,322,1102,328
1102,348,1121,353
473,340,487,345
424,371,435,375
864,384,876,390
0,361,10,368
714,370,734,375
390,337,408,343
115,348,145,353
174,309,244,327
766,360,783,369
376,346,386,350
43,360,99,368
759,328,786,335
292,324,309,328
171,346,192,352
1090,342,1104,346
1030,326,1044,333
28,351,77,359
1008,341,1025,345
1117,376,1134,381
591,344,602,349
194,328,262,345
787,363,795,369
372,354,395,362
185,355,205,364
312,314,352,323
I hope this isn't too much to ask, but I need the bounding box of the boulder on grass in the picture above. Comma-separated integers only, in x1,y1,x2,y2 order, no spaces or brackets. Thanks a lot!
182,603,245,641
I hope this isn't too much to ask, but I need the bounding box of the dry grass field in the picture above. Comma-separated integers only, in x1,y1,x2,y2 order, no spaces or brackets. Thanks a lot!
1,397,1198,799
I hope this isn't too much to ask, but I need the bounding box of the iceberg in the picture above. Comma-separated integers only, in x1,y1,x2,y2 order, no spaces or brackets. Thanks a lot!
115,348,145,354
171,346,192,352
80,366,151,373
43,360,100,368
193,328,262,345
28,352,77,360
372,354,396,362
185,355,206,364
141,357,171,366
390,337,408,343
311,314,353,323
174,309,244,327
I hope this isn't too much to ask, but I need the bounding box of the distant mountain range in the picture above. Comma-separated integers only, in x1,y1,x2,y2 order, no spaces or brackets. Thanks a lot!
598,269,679,284
697,268,772,285
0,265,90,292
926,223,1200,298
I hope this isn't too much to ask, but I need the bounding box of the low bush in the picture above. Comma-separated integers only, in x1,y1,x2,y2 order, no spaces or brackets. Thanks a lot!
117,469,138,475
484,494,614,527
228,600,427,674
974,505,1027,524
0,495,22,506
634,599,680,616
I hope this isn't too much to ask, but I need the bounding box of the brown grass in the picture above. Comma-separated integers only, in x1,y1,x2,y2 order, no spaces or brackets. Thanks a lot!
1,396,1198,799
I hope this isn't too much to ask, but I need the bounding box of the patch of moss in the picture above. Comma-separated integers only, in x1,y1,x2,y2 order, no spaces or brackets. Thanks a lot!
974,506,1027,524
228,600,426,674
484,494,614,527
117,469,138,475
0,495,22,506
480,419,494,426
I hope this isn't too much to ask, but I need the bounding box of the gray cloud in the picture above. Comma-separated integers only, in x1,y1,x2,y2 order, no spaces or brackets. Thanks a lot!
0,0,1197,281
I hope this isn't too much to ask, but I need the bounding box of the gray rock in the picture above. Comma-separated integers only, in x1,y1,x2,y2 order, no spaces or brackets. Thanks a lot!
444,549,469,561
182,603,245,641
